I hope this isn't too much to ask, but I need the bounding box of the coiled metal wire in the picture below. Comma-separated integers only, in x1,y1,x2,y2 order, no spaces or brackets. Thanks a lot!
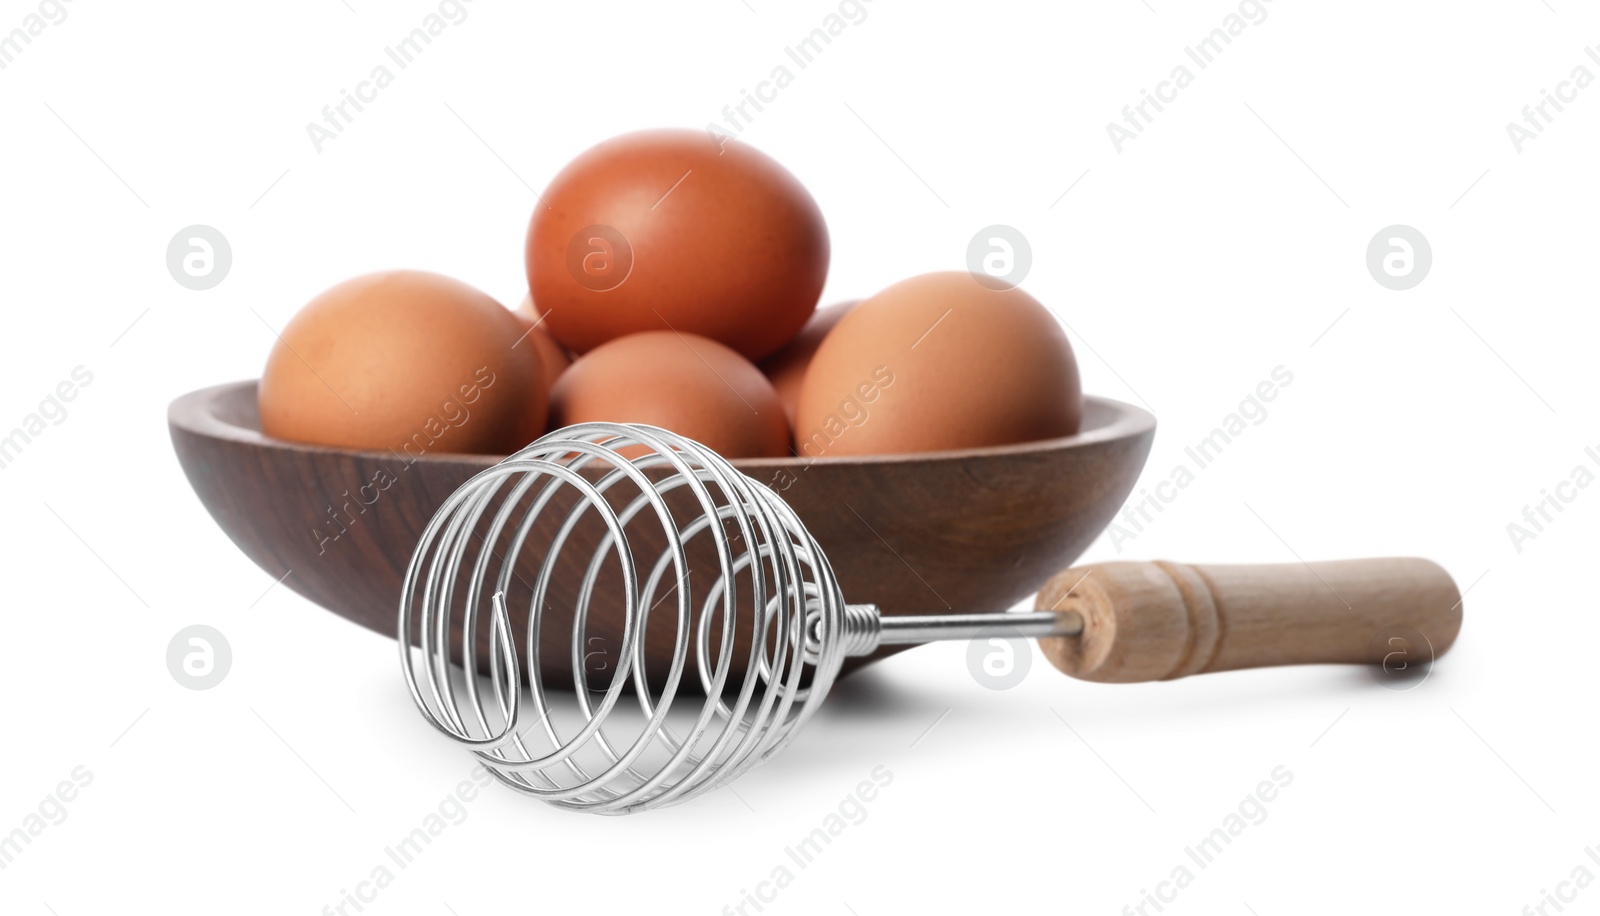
398,423,849,814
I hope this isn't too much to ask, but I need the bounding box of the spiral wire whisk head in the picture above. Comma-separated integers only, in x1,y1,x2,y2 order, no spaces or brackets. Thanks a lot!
398,423,851,814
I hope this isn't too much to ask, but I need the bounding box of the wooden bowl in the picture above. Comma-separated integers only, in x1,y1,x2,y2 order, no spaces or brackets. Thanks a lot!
169,381,1154,682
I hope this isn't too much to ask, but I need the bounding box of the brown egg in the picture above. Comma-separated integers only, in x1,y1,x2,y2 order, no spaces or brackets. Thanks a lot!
514,293,572,394
793,272,1082,458
550,331,789,459
260,271,548,456
759,300,856,426
526,129,829,361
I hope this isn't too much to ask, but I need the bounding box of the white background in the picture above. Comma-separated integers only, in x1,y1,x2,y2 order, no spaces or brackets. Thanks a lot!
2,0,1596,913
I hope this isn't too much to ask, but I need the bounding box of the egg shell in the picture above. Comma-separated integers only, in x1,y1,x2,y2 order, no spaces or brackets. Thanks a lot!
550,331,790,459
514,293,573,393
259,270,548,455
793,272,1082,458
758,300,857,427
526,129,829,361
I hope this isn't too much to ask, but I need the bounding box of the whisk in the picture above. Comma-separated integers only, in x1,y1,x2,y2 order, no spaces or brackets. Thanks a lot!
399,422,1462,815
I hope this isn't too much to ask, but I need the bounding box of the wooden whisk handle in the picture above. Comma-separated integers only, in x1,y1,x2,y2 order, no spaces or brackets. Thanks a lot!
1034,558,1463,683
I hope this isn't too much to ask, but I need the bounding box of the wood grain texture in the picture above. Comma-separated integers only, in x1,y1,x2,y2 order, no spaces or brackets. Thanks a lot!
1035,558,1463,682
170,381,1154,686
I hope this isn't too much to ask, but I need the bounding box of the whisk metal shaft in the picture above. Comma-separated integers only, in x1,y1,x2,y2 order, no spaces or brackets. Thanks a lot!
818,604,1083,657
876,610,1085,646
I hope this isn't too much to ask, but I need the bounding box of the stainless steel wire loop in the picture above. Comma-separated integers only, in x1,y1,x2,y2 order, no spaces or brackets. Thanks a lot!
397,422,853,815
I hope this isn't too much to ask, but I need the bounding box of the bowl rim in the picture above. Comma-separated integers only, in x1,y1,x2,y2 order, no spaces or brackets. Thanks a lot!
170,379,1156,469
